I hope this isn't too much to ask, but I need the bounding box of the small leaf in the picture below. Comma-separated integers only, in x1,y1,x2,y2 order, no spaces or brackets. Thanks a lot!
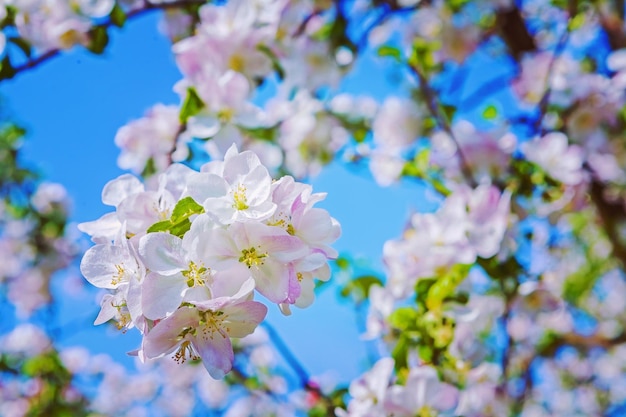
141,157,157,178
440,104,456,123
0,55,16,81
171,196,204,223
170,218,192,237
426,264,471,311
389,307,418,331
179,87,205,123
87,26,109,54
391,336,409,371
340,275,383,301
109,4,127,28
335,257,350,270
146,220,172,233
482,104,498,120
377,45,403,62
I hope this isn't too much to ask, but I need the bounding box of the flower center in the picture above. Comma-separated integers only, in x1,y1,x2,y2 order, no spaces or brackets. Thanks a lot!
182,261,209,288
239,247,267,268
232,183,249,210
111,264,125,286
173,340,199,364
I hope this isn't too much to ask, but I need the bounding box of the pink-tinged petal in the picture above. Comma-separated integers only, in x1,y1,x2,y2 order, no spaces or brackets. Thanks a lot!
285,266,301,304
142,272,186,320
160,163,196,199
297,252,328,272
77,212,121,243
295,208,341,245
211,264,253,299
295,278,315,308
143,307,198,359
241,165,272,204
187,113,221,138
222,301,267,338
117,191,173,234
223,148,262,182
182,284,212,304
185,172,229,203
203,197,237,224
193,327,234,379
237,200,276,222
138,233,187,275
183,213,219,250
243,222,308,262
94,294,117,325
80,244,132,289
251,258,290,303
198,227,241,270
198,278,257,312
126,275,144,325
101,174,144,207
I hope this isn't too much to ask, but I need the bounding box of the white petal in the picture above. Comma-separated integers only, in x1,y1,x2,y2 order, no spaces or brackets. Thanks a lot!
101,174,144,207
139,233,187,275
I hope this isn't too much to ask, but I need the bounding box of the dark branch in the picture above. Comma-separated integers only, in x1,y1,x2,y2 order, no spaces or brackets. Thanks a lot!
11,0,207,77
409,64,477,188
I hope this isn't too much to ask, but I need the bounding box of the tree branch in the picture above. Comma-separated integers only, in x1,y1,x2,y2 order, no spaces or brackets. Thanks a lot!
10,0,207,78
409,64,477,188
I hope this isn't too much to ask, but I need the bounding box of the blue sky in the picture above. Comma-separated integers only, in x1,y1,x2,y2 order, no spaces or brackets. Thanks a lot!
3,11,431,383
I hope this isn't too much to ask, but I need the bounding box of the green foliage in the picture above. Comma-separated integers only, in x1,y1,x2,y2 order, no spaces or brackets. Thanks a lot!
425,264,471,311
110,4,127,28
141,157,157,178
408,37,441,75
1,352,90,417
377,45,403,62
179,87,205,124
87,26,109,54
0,55,16,81
146,197,205,237
440,104,457,124
482,104,498,120
340,274,384,302
239,125,277,143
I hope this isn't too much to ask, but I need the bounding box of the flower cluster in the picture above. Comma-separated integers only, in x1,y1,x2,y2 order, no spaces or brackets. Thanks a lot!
79,145,340,378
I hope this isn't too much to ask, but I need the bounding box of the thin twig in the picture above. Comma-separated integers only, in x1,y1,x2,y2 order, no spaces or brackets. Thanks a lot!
261,321,331,401
409,64,477,187
535,28,570,134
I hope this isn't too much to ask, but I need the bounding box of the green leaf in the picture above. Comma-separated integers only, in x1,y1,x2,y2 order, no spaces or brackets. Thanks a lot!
171,196,204,223
377,45,403,62
0,55,16,81
426,264,471,311
335,256,350,270
179,87,205,124
389,307,418,331
568,13,585,31
146,220,172,233
87,26,109,54
482,104,498,120
340,275,383,300
391,336,409,371
240,126,277,142
440,104,456,123
109,4,127,27
169,218,192,238
141,157,157,178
